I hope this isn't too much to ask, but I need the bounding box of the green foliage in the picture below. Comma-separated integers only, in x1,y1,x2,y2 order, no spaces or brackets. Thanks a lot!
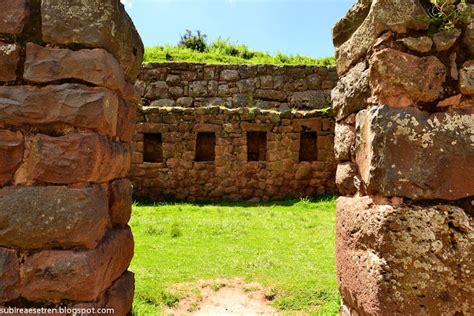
179,29,208,52
131,197,339,315
423,0,471,31
144,36,335,66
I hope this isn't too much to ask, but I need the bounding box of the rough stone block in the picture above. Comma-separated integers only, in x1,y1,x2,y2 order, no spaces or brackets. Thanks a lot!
103,271,135,316
0,248,19,303
0,130,23,187
17,133,131,184
460,60,474,96
117,100,137,143
337,196,473,315
289,91,326,109
220,69,240,81
109,179,133,226
20,227,134,302
0,0,28,35
369,48,446,107
41,0,144,81
24,43,126,94
0,185,110,250
336,162,358,195
334,123,355,162
0,84,119,137
356,106,474,200
255,89,287,102
0,42,20,82
331,61,370,121
334,0,428,74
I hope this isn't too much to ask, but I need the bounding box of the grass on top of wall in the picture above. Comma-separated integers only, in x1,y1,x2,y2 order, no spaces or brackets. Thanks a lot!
130,196,339,315
144,44,336,66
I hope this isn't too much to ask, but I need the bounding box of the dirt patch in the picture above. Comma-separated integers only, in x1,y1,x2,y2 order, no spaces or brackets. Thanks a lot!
164,278,278,315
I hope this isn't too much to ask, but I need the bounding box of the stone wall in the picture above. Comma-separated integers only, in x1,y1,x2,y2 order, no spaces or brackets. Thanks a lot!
0,0,142,314
132,63,338,201
332,0,473,315
136,62,337,111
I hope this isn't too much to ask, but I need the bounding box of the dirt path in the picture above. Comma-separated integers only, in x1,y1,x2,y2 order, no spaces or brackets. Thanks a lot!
165,278,278,315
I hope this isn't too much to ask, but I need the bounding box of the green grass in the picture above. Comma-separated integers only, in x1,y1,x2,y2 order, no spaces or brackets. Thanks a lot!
144,43,336,66
130,196,339,315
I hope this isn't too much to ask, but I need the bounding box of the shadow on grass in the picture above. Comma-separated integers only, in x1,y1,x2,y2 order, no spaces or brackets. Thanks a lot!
133,194,338,208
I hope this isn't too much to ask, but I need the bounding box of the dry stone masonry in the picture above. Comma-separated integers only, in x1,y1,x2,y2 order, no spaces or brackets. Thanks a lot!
0,0,142,314
333,0,473,315
132,63,338,200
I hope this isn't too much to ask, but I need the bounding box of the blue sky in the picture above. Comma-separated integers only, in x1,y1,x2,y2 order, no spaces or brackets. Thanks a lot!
121,0,354,58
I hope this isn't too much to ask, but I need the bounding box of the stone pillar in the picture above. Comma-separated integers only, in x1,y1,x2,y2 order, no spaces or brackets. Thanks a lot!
332,0,473,315
0,0,143,314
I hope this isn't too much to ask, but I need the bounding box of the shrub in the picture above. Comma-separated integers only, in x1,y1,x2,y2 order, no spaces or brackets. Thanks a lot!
179,29,208,52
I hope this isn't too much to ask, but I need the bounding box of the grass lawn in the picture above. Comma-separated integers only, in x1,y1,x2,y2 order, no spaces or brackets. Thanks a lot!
130,196,339,315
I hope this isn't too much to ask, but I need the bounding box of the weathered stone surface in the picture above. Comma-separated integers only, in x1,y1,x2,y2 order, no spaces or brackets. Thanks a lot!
464,11,474,55
369,49,446,107
337,196,473,315
336,162,358,196
460,60,474,96
334,123,355,162
72,271,134,316
41,0,144,81
356,105,474,200
117,100,137,143
103,271,135,316
0,185,110,250
334,0,428,74
20,227,134,302
24,43,127,94
0,0,28,35
220,69,240,81
331,61,370,121
0,130,23,187
289,91,326,109
0,248,19,303
433,28,462,52
0,42,20,82
109,179,133,226
0,84,119,137
333,0,372,48
398,36,432,53
255,89,287,102
16,133,131,184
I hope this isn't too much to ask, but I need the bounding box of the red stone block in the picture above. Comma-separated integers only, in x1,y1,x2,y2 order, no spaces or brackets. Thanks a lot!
0,247,19,304
24,43,127,94
0,84,119,137
0,42,20,82
356,105,474,200
0,0,28,35
109,179,133,226
0,185,110,250
20,227,134,302
17,133,131,184
0,130,23,187
117,100,137,143
337,196,473,315
41,0,143,81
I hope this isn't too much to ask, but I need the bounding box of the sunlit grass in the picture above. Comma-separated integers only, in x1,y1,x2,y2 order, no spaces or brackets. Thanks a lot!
144,44,336,66
131,196,339,315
